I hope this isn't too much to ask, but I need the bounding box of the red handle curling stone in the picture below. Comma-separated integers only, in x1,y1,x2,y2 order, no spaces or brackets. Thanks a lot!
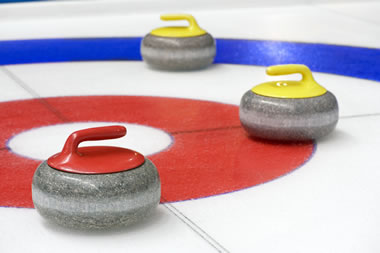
48,125,145,174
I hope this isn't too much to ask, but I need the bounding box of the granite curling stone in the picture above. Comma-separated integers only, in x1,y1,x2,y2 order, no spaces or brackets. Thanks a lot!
239,64,339,141
32,125,161,229
141,14,216,70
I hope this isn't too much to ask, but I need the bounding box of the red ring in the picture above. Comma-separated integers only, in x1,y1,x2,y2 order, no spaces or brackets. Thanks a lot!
0,96,314,207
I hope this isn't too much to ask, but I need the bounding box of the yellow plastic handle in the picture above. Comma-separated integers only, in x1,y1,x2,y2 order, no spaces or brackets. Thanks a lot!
150,14,206,37
251,64,327,98
266,64,315,85
161,14,199,31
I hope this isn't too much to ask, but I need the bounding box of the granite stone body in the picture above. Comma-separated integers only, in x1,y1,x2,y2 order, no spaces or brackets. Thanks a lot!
239,90,339,141
32,159,160,229
141,33,216,70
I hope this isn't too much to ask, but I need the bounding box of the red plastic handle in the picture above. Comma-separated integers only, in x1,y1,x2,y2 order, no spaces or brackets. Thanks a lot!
48,125,145,174
60,125,126,156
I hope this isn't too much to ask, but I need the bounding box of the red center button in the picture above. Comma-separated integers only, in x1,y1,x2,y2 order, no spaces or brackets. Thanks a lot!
47,125,145,174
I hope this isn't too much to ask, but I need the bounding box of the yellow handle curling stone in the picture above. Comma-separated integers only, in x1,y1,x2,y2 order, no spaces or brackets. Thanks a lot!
240,64,339,141
141,14,216,71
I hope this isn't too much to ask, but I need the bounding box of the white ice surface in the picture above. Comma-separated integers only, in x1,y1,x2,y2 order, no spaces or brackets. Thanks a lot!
0,205,217,253
171,115,380,253
0,2,379,48
0,1,379,253
0,68,32,102
2,60,380,253
5,61,380,117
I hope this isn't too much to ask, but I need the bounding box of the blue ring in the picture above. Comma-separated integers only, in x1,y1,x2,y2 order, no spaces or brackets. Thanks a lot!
0,37,379,81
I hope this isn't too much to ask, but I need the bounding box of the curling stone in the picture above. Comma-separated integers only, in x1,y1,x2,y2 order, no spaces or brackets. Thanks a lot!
32,125,161,229
239,64,339,141
141,14,216,70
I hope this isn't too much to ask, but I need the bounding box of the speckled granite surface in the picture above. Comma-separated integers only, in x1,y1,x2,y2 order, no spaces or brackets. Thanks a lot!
141,33,216,70
239,90,339,141
32,159,160,230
